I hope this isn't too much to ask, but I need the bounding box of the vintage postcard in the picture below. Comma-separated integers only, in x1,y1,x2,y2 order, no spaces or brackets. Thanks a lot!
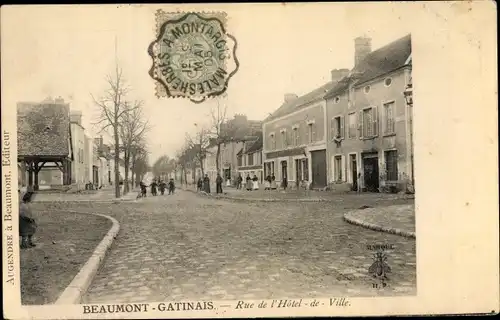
1,2,498,319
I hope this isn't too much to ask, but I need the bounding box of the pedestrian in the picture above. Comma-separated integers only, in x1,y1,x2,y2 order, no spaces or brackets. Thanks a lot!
168,178,175,195
151,180,158,196
236,174,243,190
271,173,277,190
159,180,166,195
197,177,203,191
203,174,211,194
140,181,147,197
252,174,259,190
265,174,272,190
19,189,37,249
282,175,288,191
216,173,223,194
245,174,252,191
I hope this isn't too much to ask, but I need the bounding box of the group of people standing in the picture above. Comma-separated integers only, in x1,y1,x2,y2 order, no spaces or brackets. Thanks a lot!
139,178,175,198
196,173,225,194
235,173,260,191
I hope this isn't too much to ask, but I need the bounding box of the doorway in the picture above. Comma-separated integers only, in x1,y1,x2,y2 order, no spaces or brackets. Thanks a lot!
311,149,327,188
350,154,358,191
362,153,379,192
281,161,288,180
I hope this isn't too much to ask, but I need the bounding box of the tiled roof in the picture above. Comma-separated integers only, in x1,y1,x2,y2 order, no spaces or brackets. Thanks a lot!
265,81,338,122
325,34,411,99
245,134,263,154
17,102,71,157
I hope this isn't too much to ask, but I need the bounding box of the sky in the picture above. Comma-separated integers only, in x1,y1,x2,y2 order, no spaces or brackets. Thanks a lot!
2,3,412,163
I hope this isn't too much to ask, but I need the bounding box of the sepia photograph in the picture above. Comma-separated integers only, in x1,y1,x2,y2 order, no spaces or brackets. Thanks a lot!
1,2,498,319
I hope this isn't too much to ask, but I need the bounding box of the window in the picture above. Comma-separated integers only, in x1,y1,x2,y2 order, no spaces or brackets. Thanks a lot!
248,153,254,166
359,106,378,138
292,127,300,146
307,123,315,143
334,155,343,181
331,116,344,140
281,130,287,148
364,85,371,94
384,77,392,87
383,101,395,135
269,134,276,150
385,150,398,181
348,113,357,138
237,155,242,167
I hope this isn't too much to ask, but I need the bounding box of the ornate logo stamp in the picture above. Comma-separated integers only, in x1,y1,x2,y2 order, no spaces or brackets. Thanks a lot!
148,11,239,103
367,244,393,289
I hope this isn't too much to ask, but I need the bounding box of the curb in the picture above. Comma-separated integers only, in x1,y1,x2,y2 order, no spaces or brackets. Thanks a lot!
55,211,120,304
343,211,416,239
180,187,412,203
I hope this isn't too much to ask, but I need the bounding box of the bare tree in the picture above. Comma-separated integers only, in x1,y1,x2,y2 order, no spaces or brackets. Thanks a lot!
130,141,148,187
209,100,228,175
91,64,135,198
185,125,211,177
118,101,150,194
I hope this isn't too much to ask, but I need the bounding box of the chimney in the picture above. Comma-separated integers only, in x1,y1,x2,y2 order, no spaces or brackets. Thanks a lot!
330,68,350,82
284,93,298,103
55,96,65,104
70,110,82,125
354,36,372,66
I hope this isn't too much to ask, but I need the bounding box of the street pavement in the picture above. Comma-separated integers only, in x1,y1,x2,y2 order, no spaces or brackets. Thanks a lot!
60,190,417,303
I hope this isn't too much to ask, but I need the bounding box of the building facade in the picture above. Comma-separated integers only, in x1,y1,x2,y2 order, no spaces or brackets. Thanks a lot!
262,75,343,190
325,34,413,193
69,110,87,189
236,135,264,182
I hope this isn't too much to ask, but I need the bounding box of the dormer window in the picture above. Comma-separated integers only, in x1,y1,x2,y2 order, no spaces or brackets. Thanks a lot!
334,96,340,104
364,85,371,94
384,77,392,87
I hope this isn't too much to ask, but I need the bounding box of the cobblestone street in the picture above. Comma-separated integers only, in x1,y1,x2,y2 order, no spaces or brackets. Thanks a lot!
38,190,416,303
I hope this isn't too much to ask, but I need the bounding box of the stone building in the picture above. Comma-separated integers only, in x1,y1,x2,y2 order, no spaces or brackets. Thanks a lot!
324,34,413,192
262,74,343,190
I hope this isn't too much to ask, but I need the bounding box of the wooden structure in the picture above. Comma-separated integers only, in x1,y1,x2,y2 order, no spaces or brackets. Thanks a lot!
17,100,74,191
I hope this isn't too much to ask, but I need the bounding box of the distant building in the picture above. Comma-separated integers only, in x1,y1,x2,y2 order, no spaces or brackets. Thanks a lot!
69,110,87,190
324,34,413,192
203,115,262,185
236,134,264,182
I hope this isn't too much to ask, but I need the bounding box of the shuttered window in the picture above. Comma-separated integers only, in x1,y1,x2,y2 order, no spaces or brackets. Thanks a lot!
385,150,398,181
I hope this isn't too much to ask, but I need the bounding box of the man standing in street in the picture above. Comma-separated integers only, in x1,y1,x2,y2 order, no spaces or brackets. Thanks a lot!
216,173,223,194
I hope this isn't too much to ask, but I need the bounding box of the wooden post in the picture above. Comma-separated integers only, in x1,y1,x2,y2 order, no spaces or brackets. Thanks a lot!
33,161,39,191
27,161,34,188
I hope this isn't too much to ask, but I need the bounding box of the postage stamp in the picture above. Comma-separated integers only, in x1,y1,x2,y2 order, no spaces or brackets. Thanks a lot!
148,11,239,103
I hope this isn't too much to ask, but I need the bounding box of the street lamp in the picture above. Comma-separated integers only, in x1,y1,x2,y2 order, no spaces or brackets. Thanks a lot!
403,83,413,107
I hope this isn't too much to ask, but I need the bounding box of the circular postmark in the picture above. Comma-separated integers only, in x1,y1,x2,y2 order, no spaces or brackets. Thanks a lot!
148,12,239,103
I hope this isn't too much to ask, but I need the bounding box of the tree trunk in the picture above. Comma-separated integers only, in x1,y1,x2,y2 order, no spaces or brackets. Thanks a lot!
124,152,130,194
113,121,121,199
216,144,221,175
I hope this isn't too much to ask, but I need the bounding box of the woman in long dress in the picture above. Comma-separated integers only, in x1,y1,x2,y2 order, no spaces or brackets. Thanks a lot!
19,190,37,249
245,175,252,191
252,174,259,190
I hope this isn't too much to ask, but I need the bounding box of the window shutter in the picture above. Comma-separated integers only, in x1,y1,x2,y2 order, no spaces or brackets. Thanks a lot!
358,111,363,139
330,118,335,140
312,124,316,142
372,106,379,136
305,125,310,144
340,116,345,139
341,155,346,182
